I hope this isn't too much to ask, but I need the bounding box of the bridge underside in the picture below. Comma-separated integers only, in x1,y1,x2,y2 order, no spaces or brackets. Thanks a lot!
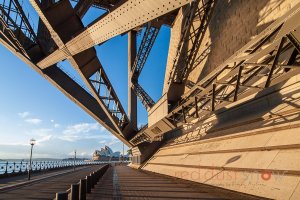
1,0,300,199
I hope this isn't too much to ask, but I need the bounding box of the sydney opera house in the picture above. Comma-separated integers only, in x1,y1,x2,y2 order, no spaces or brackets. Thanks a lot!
92,146,128,161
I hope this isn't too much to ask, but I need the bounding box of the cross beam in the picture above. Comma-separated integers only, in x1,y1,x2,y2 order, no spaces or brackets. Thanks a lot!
35,0,194,69
29,0,136,140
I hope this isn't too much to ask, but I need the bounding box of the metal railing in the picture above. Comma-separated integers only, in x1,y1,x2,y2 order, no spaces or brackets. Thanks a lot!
0,160,110,175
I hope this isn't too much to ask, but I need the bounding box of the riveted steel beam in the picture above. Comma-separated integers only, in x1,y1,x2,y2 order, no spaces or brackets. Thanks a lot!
27,0,136,143
35,0,194,69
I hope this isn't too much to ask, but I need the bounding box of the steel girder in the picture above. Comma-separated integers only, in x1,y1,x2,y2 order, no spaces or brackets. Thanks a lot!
132,82,155,110
0,0,36,57
166,0,215,88
130,3,300,145
29,0,136,140
35,0,194,69
132,23,160,80
130,23,160,110
0,0,134,146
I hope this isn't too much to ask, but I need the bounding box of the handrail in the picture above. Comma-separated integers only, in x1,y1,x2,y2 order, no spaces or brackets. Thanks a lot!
0,160,122,176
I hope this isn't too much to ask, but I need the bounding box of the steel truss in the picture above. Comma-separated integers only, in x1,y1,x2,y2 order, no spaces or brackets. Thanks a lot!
132,82,155,110
0,0,132,146
29,0,131,136
0,0,133,146
130,124,150,144
89,68,128,129
35,0,193,69
130,23,160,110
167,0,215,85
0,0,36,56
168,6,300,126
132,23,160,80
130,3,300,145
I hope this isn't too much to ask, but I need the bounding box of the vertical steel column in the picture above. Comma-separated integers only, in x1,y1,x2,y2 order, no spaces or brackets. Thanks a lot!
128,31,137,129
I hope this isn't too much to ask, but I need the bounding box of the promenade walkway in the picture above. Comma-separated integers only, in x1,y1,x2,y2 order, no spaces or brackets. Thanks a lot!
0,165,88,188
87,165,266,200
0,165,100,199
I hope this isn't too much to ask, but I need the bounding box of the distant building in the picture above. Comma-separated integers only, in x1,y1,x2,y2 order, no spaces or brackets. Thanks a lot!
92,146,127,161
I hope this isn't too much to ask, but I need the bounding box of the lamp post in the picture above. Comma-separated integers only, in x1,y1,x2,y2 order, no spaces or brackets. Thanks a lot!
73,150,76,171
123,143,124,163
28,138,36,180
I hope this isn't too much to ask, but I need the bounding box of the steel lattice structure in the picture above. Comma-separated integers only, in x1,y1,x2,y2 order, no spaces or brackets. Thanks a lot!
167,0,215,86
0,0,194,146
1,0,300,149
130,3,300,145
132,23,160,80
132,82,155,110
29,0,133,139
130,23,160,110
0,0,36,56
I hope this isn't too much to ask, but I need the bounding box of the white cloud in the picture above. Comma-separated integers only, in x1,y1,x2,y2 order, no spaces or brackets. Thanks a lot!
63,123,100,135
54,123,60,128
50,119,54,123
30,128,52,136
36,134,52,145
59,134,79,142
108,139,120,146
68,151,76,156
68,151,87,157
0,142,28,146
25,118,42,125
18,112,30,118
80,152,87,156
58,123,109,142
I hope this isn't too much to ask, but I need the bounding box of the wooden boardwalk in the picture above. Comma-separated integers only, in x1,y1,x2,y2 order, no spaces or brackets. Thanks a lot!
87,165,266,200
0,165,100,200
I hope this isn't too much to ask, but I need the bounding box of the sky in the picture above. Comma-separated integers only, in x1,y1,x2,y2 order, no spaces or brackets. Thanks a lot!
0,1,170,160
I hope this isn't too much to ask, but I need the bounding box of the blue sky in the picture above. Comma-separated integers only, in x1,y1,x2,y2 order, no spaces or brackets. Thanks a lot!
0,2,170,159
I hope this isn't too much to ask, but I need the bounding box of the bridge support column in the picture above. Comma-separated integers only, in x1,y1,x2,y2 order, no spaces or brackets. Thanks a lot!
131,142,162,166
128,31,137,129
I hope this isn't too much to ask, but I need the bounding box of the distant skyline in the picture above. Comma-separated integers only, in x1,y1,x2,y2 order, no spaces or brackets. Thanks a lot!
0,3,170,159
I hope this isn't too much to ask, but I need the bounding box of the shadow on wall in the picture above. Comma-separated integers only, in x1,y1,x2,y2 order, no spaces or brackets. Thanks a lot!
163,0,295,145
195,0,284,82
167,80,300,145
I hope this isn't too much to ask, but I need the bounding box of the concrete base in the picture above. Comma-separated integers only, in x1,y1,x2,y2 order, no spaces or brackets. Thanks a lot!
141,75,300,199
